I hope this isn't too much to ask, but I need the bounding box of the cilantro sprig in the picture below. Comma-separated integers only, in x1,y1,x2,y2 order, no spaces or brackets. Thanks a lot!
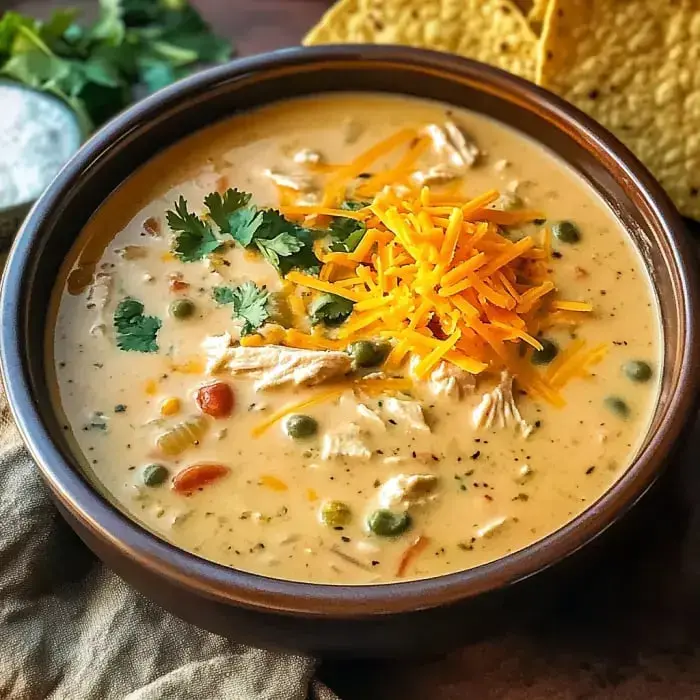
213,282,269,335
0,1,234,134
113,297,161,352
166,188,321,273
309,294,354,327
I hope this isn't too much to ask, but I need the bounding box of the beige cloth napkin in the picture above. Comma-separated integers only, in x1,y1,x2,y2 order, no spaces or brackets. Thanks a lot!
0,386,339,700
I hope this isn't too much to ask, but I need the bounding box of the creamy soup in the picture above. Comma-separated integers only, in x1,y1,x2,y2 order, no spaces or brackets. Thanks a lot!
50,94,661,584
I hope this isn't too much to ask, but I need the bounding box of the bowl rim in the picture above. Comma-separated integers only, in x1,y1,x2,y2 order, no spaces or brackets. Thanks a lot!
2,45,699,617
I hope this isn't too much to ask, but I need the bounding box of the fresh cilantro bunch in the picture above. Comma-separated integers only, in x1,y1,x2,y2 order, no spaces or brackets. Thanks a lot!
167,188,321,274
113,297,161,352
0,0,233,134
213,282,270,335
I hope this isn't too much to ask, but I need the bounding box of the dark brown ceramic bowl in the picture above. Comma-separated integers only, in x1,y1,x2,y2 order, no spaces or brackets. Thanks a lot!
1,47,699,657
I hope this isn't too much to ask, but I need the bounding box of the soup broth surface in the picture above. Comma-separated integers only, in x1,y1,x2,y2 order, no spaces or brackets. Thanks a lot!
51,94,661,584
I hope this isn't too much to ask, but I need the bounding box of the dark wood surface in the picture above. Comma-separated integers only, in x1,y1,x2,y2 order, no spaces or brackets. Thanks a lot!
11,1,700,697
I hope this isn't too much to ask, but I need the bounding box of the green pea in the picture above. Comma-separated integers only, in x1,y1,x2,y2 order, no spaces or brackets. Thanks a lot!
531,338,558,365
169,298,195,319
320,500,352,527
367,509,412,537
284,414,318,439
623,360,652,383
604,396,630,418
552,220,581,244
347,340,390,368
143,464,169,487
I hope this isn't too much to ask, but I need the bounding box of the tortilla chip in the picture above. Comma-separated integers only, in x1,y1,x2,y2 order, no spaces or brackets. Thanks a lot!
538,0,700,219
528,0,550,25
303,0,538,82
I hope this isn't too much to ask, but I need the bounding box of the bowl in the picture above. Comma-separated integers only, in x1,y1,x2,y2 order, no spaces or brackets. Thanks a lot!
1,46,699,657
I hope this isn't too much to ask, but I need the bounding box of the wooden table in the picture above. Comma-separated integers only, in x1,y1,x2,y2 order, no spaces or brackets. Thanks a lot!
12,2,700,697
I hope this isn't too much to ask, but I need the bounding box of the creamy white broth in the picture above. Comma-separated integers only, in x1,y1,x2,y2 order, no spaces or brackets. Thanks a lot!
50,94,661,584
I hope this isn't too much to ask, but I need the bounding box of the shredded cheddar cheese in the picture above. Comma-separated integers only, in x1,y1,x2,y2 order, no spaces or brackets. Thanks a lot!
244,128,602,403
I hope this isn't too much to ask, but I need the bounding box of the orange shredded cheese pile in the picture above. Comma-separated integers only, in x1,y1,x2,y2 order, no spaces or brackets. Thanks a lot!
252,127,601,409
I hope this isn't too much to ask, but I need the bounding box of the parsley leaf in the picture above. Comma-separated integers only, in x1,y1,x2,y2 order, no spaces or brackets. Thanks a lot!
166,195,221,261
204,189,252,234
309,294,355,327
113,297,161,352
212,282,270,335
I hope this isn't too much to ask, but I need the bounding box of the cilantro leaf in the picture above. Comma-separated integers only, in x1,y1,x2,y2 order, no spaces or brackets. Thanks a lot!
329,217,366,253
228,207,263,246
212,282,269,335
0,1,234,134
114,297,161,352
204,189,252,234
166,196,221,261
212,286,236,305
255,232,303,268
309,294,355,327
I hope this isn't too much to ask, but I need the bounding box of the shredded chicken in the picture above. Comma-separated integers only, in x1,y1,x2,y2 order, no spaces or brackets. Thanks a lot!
476,516,508,539
355,403,386,432
204,342,351,391
382,397,430,432
492,180,524,211
413,121,480,185
378,474,439,510
293,148,323,165
320,423,371,460
471,371,533,437
114,245,148,260
410,357,476,399
87,272,112,337
263,168,318,192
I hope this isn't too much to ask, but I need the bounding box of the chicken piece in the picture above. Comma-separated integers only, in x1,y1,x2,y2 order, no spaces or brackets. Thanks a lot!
87,272,112,337
355,403,386,432
293,148,324,165
263,168,318,192
476,516,508,539
382,397,430,432
205,344,352,391
471,371,533,438
320,423,371,460
202,333,235,374
410,356,476,399
413,121,480,185
378,474,439,510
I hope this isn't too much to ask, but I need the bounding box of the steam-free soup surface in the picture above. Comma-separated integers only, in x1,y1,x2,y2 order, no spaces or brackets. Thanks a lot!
51,94,660,584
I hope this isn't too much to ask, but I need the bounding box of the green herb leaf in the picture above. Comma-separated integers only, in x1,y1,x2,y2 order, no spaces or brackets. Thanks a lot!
114,297,161,352
228,207,263,247
166,195,221,261
328,202,368,253
0,1,234,133
204,188,252,234
255,232,303,268
309,294,355,327
213,282,270,335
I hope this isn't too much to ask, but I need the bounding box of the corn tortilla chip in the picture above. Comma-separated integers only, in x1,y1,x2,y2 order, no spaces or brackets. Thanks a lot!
303,0,538,82
528,0,550,25
538,0,700,219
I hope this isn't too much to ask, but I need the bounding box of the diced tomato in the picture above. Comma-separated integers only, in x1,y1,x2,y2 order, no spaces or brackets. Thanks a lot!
168,273,190,292
195,381,235,418
172,463,230,493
